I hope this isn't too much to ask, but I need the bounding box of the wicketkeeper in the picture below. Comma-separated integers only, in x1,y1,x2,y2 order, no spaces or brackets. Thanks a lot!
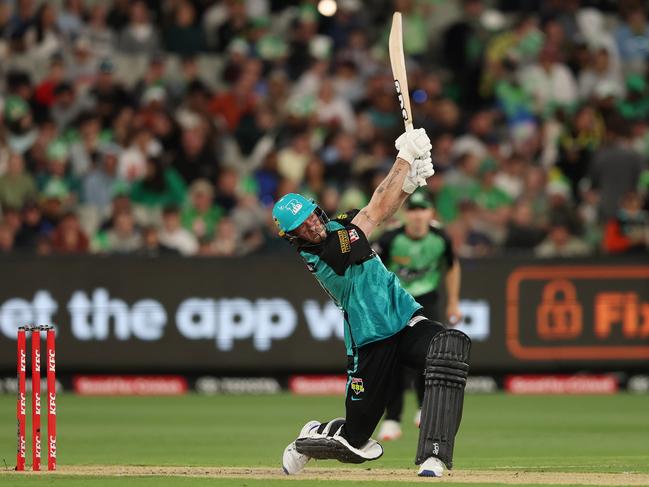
273,128,471,477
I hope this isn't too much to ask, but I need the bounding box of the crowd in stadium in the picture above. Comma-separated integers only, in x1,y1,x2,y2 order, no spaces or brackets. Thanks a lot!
0,0,647,257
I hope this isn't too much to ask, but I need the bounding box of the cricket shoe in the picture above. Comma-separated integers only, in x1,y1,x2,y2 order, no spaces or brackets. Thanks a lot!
377,420,402,441
417,456,445,477
282,420,320,475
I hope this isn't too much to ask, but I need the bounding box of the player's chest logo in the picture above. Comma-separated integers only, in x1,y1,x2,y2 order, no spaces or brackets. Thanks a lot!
348,229,360,243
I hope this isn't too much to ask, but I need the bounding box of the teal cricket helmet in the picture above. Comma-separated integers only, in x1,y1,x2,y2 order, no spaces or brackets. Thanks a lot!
272,193,317,234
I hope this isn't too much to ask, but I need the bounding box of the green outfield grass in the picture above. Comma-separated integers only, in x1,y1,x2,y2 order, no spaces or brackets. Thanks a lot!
1,393,648,486
0,479,631,487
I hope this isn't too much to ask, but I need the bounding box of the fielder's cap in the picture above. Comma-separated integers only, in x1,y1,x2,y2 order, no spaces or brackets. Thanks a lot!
406,190,433,210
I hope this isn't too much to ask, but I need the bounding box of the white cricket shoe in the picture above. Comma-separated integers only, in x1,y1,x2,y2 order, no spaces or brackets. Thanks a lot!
377,419,402,441
418,456,445,477
282,420,320,475
414,408,421,427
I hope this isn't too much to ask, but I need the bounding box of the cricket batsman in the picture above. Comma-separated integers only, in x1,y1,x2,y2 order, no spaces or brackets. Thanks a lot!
273,128,471,477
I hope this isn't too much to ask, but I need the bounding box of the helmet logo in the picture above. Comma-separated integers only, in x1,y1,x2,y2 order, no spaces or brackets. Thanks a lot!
286,199,303,215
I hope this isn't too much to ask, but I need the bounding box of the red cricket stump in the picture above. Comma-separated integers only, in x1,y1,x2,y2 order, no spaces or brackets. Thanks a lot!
46,326,57,471
16,327,26,471
32,326,42,471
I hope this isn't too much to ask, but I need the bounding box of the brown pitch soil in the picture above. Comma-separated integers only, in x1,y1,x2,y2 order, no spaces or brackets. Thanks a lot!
3,466,649,485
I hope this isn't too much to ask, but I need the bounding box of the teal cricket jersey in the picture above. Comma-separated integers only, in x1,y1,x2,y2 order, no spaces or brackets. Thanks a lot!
298,210,421,356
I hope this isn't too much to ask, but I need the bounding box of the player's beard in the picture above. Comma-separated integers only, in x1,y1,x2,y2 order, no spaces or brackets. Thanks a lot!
308,224,326,243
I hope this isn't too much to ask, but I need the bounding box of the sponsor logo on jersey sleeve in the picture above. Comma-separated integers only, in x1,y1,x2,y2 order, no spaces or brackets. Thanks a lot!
337,230,351,253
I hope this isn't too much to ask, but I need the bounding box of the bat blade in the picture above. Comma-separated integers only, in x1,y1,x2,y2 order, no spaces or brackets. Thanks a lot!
389,12,413,132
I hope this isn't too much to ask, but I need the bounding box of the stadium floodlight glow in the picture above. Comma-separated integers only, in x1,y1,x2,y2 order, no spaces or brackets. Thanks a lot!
317,0,337,17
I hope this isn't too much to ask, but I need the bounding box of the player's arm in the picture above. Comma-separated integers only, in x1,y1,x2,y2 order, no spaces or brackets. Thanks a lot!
439,225,461,325
445,259,462,326
352,129,432,237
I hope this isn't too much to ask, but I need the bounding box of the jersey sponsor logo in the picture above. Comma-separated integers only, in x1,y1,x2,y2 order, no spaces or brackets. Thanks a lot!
286,199,303,215
350,377,364,395
337,213,348,220
348,229,359,243
337,230,351,253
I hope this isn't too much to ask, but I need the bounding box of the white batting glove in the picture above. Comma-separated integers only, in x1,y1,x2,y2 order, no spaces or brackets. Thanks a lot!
395,128,432,165
402,154,435,194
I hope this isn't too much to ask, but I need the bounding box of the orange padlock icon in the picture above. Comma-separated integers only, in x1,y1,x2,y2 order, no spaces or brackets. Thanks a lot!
536,279,583,340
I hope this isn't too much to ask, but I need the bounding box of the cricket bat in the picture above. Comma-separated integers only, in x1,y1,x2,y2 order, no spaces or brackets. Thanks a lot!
389,12,428,186
389,12,413,133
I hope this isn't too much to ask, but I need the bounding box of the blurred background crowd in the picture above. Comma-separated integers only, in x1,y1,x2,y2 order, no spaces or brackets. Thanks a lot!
0,0,648,258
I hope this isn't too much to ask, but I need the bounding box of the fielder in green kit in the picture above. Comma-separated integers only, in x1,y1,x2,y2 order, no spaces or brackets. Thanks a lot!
272,128,471,477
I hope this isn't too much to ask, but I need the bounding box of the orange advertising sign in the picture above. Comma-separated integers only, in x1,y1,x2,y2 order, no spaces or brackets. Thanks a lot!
507,266,649,360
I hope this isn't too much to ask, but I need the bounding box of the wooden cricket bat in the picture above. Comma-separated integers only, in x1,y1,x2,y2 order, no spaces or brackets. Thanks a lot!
390,12,429,187
389,12,413,133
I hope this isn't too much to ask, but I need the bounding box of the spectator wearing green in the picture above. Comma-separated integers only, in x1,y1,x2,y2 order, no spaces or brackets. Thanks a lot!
381,2,429,59
4,96,38,154
130,158,187,208
435,151,481,222
474,157,514,243
475,158,513,211
481,15,543,98
36,139,82,203
617,74,649,120
0,152,37,209
181,179,223,240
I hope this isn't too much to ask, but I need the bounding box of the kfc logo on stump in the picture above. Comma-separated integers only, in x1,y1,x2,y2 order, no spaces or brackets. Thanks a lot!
48,391,56,416
49,435,57,459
